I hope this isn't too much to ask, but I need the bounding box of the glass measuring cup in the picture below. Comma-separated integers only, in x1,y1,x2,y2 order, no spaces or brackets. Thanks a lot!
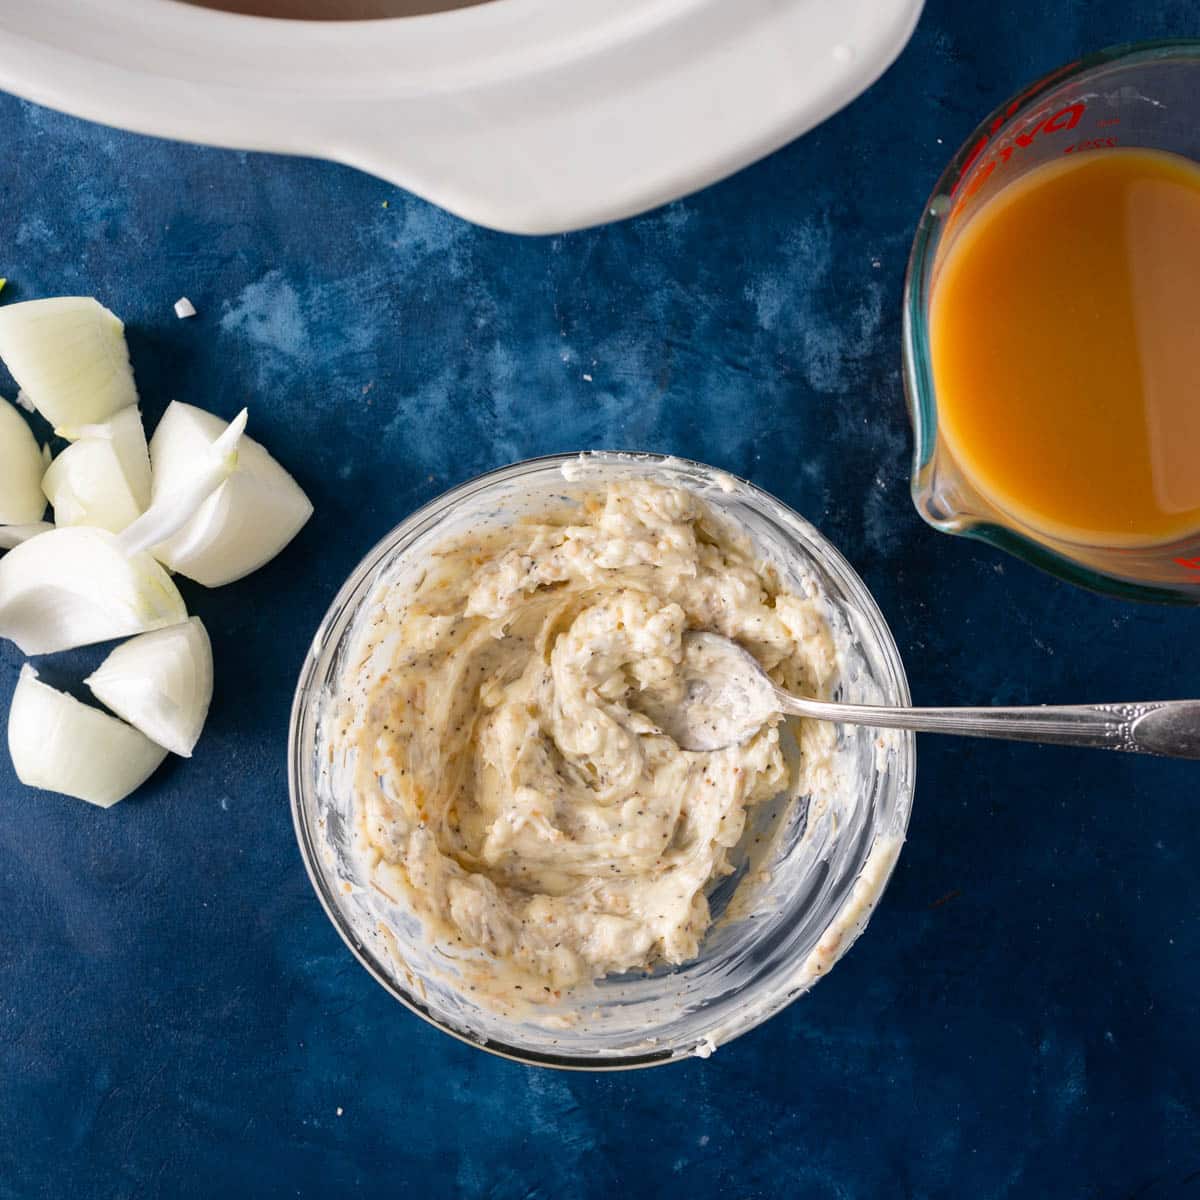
903,40,1200,603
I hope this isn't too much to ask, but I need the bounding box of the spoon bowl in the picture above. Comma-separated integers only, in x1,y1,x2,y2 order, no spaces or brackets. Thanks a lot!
655,632,783,752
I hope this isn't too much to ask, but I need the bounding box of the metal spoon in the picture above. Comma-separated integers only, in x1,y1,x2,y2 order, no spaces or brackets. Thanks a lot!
660,632,1200,759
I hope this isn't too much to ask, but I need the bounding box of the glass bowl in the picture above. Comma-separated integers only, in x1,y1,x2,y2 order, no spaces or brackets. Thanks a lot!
288,453,915,1069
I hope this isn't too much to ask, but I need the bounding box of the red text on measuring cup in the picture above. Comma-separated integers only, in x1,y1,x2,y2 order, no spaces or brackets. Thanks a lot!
953,102,1087,200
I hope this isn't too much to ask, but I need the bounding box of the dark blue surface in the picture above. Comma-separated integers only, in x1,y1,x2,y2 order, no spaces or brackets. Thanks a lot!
2,4,1199,1197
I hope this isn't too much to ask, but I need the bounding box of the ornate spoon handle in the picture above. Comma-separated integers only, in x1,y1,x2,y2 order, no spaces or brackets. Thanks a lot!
778,696,1200,759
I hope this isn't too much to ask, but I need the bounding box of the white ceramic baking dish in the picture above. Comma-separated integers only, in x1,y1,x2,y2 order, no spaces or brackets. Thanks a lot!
0,0,923,234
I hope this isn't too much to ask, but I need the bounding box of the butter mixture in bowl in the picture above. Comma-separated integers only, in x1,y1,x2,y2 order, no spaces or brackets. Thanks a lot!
291,454,913,1068
339,478,837,1000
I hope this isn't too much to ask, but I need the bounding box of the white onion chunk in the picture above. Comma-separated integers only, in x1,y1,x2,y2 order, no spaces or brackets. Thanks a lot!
0,526,187,654
87,617,213,757
8,665,167,808
0,297,139,428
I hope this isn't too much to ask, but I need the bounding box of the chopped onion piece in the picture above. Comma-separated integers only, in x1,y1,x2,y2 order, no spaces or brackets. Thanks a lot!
56,408,152,507
8,665,167,808
0,526,187,654
174,297,196,319
43,439,140,533
118,408,247,558
86,617,213,757
147,402,311,587
0,396,46,524
0,522,52,550
44,408,152,533
111,408,153,510
15,389,34,413
0,297,138,428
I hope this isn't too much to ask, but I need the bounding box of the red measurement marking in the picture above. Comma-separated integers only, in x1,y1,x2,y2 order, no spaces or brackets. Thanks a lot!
945,101,1089,230
1174,556,1200,573
1064,137,1118,154
1098,116,1121,128
951,102,1087,199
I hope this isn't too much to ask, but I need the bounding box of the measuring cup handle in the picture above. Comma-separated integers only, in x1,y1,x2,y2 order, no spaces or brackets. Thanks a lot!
780,698,1200,759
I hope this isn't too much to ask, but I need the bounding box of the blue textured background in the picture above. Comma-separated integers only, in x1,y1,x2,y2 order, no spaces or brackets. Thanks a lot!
2,3,1199,1197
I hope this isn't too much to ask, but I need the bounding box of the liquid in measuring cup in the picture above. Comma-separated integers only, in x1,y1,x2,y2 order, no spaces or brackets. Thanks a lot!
930,147,1200,547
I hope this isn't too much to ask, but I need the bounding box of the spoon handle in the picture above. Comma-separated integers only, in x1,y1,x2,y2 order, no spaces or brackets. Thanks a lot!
779,696,1200,759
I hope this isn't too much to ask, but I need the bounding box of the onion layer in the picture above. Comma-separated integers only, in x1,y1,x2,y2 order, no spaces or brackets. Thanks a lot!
42,437,143,533
0,526,187,654
118,409,246,558
147,402,312,587
0,396,46,525
86,617,213,757
0,298,139,428
0,523,53,551
8,665,168,808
